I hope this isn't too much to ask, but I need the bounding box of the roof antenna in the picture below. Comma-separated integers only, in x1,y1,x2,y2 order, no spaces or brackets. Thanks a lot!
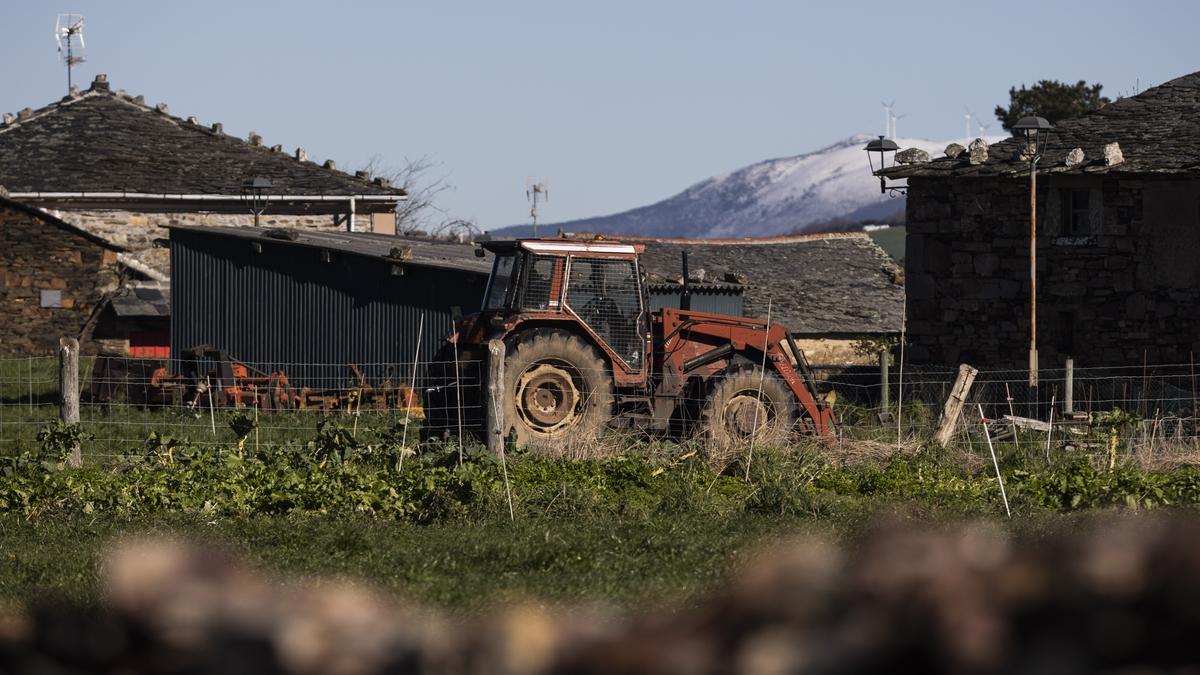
526,177,548,238
55,14,87,93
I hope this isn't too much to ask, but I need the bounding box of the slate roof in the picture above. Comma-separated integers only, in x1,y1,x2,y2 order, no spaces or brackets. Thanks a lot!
0,195,123,250
110,282,170,318
633,233,904,336
167,225,494,275
0,75,406,201
883,70,1200,179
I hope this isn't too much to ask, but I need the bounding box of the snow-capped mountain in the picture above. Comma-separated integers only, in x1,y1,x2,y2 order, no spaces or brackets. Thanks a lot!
492,134,975,239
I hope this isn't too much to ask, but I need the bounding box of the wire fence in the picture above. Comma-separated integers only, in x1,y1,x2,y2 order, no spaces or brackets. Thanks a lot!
4,352,1200,469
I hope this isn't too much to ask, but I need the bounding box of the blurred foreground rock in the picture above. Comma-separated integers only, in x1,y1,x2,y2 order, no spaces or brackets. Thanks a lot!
7,514,1200,673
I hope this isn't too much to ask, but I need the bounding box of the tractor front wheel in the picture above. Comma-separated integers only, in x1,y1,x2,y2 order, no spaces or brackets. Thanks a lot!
699,367,796,446
504,330,613,449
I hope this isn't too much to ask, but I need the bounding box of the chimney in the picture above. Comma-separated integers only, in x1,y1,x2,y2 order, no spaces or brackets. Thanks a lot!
90,74,110,92
155,102,170,115
323,159,337,171
211,122,224,134
295,147,308,162
248,131,263,146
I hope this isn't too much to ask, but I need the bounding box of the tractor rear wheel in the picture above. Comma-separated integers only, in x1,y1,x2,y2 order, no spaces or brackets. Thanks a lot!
505,330,613,449
699,367,796,446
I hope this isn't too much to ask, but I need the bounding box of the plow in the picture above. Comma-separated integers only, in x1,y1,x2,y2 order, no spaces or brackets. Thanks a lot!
90,346,420,416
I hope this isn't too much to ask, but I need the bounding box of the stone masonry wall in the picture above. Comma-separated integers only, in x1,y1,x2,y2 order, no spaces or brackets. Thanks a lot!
48,209,373,275
0,205,122,356
905,174,1200,368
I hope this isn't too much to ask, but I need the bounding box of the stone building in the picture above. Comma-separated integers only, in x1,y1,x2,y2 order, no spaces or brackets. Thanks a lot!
0,196,132,355
882,70,1200,368
0,74,406,277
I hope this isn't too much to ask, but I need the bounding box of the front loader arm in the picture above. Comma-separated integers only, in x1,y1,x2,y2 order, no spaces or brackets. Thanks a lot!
658,308,836,441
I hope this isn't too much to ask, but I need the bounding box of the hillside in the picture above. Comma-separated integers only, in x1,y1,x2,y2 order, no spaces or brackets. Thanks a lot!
493,134,964,239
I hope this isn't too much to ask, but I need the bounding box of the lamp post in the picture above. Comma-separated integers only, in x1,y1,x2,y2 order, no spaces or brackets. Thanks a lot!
864,136,901,194
241,176,273,228
1011,116,1054,409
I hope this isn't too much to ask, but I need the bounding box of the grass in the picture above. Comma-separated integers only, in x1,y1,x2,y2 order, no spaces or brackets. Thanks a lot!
0,511,821,611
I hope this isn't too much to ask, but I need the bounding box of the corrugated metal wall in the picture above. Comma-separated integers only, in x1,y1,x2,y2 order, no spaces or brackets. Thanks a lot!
170,230,487,387
648,286,744,317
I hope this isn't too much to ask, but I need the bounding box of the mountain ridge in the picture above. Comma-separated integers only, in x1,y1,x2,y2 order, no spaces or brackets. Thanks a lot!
492,134,990,239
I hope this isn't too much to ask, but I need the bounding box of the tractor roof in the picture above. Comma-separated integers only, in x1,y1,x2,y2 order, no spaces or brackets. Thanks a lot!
481,238,644,256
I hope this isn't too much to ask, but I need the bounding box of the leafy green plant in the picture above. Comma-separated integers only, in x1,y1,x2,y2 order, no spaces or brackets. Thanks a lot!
35,422,90,465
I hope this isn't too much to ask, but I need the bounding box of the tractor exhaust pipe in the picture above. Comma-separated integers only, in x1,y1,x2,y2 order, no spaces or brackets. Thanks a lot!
680,251,692,311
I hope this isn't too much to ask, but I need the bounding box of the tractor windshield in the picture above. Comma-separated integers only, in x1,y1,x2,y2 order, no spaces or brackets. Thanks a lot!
483,254,517,310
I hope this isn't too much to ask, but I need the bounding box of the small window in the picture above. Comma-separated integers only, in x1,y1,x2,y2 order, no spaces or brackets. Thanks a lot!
40,290,62,308
1061,188,1091,235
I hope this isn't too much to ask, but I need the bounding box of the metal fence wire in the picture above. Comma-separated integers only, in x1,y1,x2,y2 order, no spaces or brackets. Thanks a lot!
4,353,1200,467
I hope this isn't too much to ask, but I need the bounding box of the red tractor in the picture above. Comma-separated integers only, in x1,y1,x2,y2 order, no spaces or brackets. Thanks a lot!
425,238,835,447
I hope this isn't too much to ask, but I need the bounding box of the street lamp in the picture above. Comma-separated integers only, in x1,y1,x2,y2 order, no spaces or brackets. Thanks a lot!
863,136,902,194
241,176,273,228
1011,116,1053,406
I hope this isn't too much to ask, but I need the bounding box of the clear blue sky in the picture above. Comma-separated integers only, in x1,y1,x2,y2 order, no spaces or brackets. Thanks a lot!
3,1,1197,229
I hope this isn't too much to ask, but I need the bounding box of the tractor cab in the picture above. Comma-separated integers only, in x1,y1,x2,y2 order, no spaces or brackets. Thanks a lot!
473,239,650,373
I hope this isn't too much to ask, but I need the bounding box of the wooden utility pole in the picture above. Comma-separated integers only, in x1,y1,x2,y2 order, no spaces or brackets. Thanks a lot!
934,364,978,448
58,337,81,467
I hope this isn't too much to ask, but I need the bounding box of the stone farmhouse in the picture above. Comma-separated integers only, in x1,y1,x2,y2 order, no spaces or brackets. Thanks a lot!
0,74,407,355
0,195,154,356
883,70,1200,369
0,74,406,279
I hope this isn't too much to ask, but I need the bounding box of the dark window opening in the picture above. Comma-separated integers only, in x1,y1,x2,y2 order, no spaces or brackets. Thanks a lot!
1061,188,1091,236
1058,310,1077,357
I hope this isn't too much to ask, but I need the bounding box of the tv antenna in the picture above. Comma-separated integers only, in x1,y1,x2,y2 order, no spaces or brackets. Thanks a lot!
880,99,896,138
526,177,548,237
55,14,87,92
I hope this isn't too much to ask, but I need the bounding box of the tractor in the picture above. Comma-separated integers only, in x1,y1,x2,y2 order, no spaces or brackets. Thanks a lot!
424,238,835,447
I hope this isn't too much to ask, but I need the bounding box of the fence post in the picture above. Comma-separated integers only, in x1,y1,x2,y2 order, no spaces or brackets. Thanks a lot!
934,363,978,448
58,337,81,467
879,348,890,411
1064,357,1074,414
485,339,507,456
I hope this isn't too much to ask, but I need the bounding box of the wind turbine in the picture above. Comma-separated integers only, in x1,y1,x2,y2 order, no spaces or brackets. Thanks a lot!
963,107,976,145
881,99,895,139
891,113,907,140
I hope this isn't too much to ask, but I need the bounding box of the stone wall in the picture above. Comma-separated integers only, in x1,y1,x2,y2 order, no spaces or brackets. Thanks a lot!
47,209,379,276
905,174,1200,368
0,205,122,356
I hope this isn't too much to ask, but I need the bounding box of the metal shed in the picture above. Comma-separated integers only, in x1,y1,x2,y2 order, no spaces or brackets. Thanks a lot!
647,282,744,317
167,226,491,387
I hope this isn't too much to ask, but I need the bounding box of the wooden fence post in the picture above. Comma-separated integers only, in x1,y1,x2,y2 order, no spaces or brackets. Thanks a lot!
879,348,890,410
58,337,81,467
934,363,978,448
1064,358,1074,414
485,339,506,456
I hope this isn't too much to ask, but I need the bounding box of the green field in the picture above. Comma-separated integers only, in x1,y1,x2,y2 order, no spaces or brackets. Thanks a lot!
6,429,1200,609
